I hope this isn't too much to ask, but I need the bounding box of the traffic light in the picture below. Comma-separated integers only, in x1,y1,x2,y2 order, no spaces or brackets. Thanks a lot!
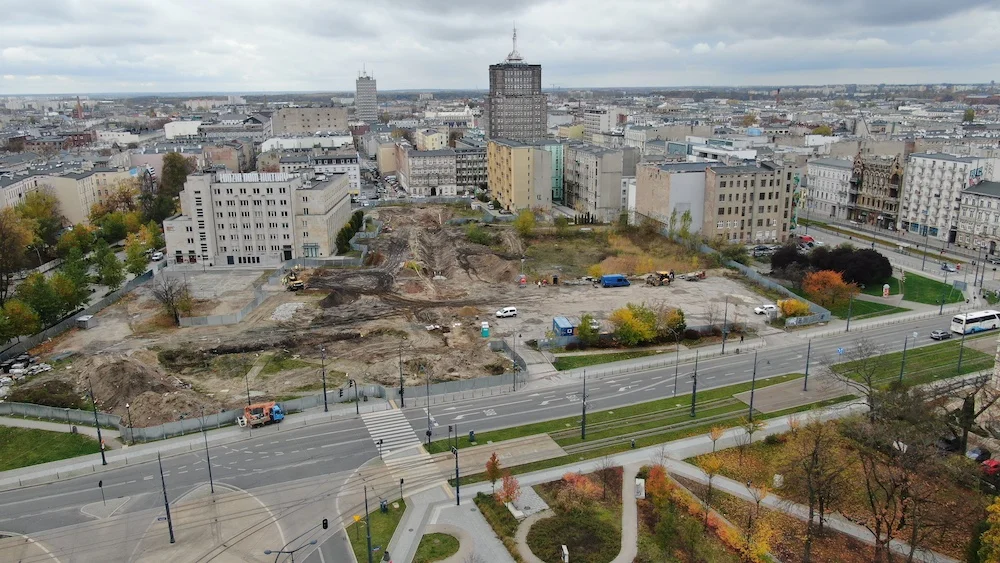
322,518,328,530
339,389,343,398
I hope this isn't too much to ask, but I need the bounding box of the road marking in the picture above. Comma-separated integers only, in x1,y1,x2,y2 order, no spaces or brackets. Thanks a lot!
706,376,717,380
286,427,361,441
483,409,497,416
652,376,664,379
275,452,284,456
725,372,735,376
528,393,540,397
291,450,300,454
321,444,335,448
177,465,187,470
444,407,456,411
307,447,316,451
178,470,188,474
195,468,203,471
261,455,270,459
454,414,466,420
126,480,136,484
271,441,280,444
238,468,246,471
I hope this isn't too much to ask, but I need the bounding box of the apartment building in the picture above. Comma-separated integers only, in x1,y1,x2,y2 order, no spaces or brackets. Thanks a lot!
45,168,132,224
703,162,794,244
0,171,46,210
277,150,362,194
899,153,999,244
846,153,904,230
635,162,718,232
486,138,553,212
484,30,546,141
271,107,349,135
203,141,254,173
805,157,853,221
396,148,458,197
957,181,1000,256
583,109,613,138
415,129,447,151
163,171,352,266
454,137,487,191
564,143,638,221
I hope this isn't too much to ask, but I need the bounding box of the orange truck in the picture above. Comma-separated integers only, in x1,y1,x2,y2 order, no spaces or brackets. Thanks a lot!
238,402,286,428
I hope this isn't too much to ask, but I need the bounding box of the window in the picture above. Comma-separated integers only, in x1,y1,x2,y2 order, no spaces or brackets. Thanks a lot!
718,207,725,215
719,194,725,202
717,221,724,229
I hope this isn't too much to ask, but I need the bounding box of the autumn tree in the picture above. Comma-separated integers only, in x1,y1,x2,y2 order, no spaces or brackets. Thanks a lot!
741,113,758,127
496,472,521,505
485,452,502,494
151,275,193,324
160,152,197,197
577,313,599,347
802,270,857,307
645,464,671,502
513,209,536,238
735,417,766,462
17,189,66,260
609,303,657,346
779,419,849,562
1,299,41,340
827,337,892,422
709,426,725,452
16,272,62,326
778,298,811,318
738,485,774,563
96,245,125,292
0,208,33,306
124,233,149,278
979,496,1000,562
56,223,97,257
701,456,723,529
554,216,570,236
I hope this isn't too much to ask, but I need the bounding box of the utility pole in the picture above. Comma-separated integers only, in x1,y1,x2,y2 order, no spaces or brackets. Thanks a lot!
920,210,930,271
749,351,758,422
158,452,175,544
87,378,107,466
511,332,519,391
451,446,460,505
364,485,373,563
321,347,328,413
721,296,729,354
424,365,432,445
581,369,588,440
940,270,950,315
125,402,134,446
690,351,698,418
201,409,214,494
671,328,680,396
845,292,855,332
803,339,812,391
350,378,359,415
398,342,405,407
899,334,910,383
958,327,968,374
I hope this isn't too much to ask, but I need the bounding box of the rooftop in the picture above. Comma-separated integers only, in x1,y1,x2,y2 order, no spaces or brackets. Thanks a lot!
409,149,456,157
808,157,853,169
965,181,1000,198
909,152,978,163
651,162,717,173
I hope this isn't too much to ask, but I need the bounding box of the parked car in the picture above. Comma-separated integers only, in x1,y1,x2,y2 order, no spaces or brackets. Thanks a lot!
929,329,951,340
989,256,1000,265
968,447,993,463
495,306,518,318
983,459,1000,476
151,251,164,261
754,304,778,315
941,262,957,273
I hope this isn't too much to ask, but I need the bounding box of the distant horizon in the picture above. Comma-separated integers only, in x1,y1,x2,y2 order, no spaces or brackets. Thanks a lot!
2,81,997,100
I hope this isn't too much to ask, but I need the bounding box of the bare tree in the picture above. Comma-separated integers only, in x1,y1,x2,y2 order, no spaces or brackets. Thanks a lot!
826,337,893,422
594,455,619,500
706,301,721,328
779,418,850,562
735,418,765,463
151,275,193,325
946,375,1000,451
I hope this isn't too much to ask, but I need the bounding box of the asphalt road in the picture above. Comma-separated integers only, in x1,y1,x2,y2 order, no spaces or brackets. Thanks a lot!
0,416,376,536
401,313,973,439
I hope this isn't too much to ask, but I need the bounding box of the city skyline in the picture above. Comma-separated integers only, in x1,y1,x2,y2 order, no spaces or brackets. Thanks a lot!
2,0,999,95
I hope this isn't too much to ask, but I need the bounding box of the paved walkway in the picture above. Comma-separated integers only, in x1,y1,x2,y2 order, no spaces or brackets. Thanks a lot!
0,415,122,448
666,460,958,563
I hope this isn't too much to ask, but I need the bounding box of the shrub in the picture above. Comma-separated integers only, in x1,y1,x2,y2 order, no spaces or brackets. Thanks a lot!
763,434,782,445
466,224,496,246
9,380,85,409
683,328,701,340
564,342,579,351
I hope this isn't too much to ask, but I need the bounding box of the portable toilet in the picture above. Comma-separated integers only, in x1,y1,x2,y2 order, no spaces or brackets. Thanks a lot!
481,321,490,338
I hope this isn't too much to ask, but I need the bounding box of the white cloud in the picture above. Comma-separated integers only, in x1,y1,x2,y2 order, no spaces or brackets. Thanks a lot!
0,0,997,94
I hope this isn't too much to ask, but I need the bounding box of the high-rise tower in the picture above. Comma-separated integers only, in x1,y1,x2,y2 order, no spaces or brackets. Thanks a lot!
355,69,378,123
484,27,546,141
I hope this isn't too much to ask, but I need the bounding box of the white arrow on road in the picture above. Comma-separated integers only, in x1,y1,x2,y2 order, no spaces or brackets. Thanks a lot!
454,414,466,420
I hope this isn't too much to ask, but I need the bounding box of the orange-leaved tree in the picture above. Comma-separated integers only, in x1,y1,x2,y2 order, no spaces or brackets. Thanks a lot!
802,270,857,307
778,298,811,318
646,464,672,504
485,452,502,494
496,471,521,505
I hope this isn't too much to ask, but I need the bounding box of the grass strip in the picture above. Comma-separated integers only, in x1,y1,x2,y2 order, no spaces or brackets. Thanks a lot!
345,499,406,563
552,350,665,371
0,427,100,471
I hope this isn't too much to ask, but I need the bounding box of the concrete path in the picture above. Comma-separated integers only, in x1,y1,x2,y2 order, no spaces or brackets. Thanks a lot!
666,460,959,563
0,415,122,448
611,463,639,563
514,510,551,563
431,501,515,563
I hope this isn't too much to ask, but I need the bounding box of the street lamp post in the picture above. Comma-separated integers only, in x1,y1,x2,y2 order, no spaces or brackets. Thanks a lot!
201,408,214,494
721,296,730,354
690,351,699,418
125,402,135,446
958,327,968,374
321,347,328,413
845,292,855,332
157,452,175,544
512,332,519,391
363,486,374,563
940,270,950,316
87,378,107,466
423,365,432,445
451,446,460,506
264,540,317,563
803,339,812,392
581,369,588,441
670,327,681,397
749,351,759,422
920,211,930,271
899,333,915,383
398,341,405,407
349,378,359,415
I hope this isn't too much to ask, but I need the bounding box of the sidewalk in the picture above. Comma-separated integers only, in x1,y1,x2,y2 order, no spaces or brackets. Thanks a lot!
0,399,393,491
0,415,122,448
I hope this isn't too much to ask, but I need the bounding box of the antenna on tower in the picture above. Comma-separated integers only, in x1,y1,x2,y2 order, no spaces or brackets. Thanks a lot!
506,22,523,63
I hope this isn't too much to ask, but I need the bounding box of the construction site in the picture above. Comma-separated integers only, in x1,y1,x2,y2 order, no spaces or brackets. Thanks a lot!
15,205,768,426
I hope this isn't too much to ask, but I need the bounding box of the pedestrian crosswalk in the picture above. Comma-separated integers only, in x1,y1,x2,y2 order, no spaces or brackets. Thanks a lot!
361,408,422,458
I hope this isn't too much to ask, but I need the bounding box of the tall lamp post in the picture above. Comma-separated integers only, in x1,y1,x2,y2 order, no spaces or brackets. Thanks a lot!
690,351,699,417
720,296,730,354
920,210,930,271
668,327,681,396
87,378,107,466
451,446,460,505
200,408,215,494
125,402,135,446
749,351,759,422
349,378,359,415
423,365,432,445
398,341,405,407
264,540,317,563
320,347,328,413
581,369,589,440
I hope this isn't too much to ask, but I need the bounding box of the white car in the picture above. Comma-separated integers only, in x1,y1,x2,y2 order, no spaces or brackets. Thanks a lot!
754,304,778,315
495,307,518,318
151,251,164,261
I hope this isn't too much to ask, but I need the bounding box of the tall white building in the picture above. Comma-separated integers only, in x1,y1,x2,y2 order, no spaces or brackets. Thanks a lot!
899,153,999,244
355,72,378,123
163,171,352,266
805,157,853,221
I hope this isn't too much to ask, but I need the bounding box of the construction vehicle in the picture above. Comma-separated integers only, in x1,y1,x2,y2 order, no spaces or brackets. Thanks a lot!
238,402,285,428
645,271,673,286
679,271,707,281
287,280,305,291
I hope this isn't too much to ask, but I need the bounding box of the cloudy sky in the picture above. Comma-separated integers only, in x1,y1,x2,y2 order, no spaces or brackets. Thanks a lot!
2,0,999,95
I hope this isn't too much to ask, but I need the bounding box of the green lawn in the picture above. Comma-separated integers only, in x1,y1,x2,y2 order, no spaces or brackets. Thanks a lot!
552,350,666,371
0,427,100,471
861,276,901,296
901,272,965,305
414,533,460,563
260,354,315,375
788,287,908,320
529,478,622,563
426,373,802,454
833,337,993,386
345,499,406,563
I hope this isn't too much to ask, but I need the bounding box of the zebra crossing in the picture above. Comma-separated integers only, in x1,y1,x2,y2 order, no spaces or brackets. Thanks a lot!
360,408,423,458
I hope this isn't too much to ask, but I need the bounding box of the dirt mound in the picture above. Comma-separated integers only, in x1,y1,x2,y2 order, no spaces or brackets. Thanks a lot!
319,290,359,308
464,253,521,283
127,389,220,427
308,270,394,294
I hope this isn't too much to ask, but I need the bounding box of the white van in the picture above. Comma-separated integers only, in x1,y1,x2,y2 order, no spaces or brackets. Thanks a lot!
495,307,518,318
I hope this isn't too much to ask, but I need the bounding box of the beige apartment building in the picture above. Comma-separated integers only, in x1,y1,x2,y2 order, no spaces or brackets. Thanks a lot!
415,129,447,151
163,171,351,266
396,147,458,197
703,162,794,244
635,162,717,231
271,107,349,135
46,168,133,224
564,143,635,222
486,139,552,212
